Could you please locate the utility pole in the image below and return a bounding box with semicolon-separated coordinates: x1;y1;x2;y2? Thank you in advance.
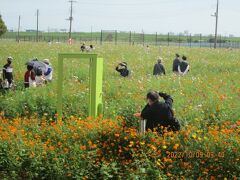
36;9;39;42
212;0;219;49
17;15;21;43
67;0;76;40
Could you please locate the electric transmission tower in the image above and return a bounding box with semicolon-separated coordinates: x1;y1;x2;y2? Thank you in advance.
67;0;77;39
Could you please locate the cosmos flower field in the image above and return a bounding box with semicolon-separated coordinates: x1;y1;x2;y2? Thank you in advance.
0;42;239;179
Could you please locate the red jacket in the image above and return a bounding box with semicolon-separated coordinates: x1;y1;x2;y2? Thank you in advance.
24;70;35;84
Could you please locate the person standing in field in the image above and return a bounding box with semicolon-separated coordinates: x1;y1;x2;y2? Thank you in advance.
172;53;181;73
134;91;180;133
178;56;190;76
2;57;14;89
115;62;130;77
153;58;166;76
43;59;53;82
24;65;36;88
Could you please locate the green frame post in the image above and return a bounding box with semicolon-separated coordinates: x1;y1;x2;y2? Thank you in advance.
57;53;103;121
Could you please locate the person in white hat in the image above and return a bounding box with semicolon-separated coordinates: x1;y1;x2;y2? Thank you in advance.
43;59;53;82
2;57;14;89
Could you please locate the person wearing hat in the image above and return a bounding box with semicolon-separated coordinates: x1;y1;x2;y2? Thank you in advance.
153;57;166;76
43;59;53;82
115;62;130;77
178;56;190;76
134;91;180;133
172;53;181;73
2;57;14;89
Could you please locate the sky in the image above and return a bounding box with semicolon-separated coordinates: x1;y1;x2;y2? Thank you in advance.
0;0;239;36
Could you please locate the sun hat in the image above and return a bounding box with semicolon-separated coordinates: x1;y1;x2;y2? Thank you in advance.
120;62;127;66
43;59;50;65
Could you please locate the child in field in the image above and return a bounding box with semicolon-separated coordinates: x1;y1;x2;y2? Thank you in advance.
153;58;166;76
2;57;14;89
24;65;36;88
178;56;190;76
115;62;130;77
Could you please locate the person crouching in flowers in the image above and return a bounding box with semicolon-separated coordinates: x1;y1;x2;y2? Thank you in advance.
134;91;180;133
115;62;130;77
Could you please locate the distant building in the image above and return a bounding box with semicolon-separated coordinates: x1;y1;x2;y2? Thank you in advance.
26;29;43;33
60;29;67;32
26;29;37;32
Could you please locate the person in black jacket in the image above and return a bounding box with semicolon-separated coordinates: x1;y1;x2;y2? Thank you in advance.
153;58;166;76
178;56;190;76
172;53;181;73
115;62;130;77
80;43;86;52
135;91;180;132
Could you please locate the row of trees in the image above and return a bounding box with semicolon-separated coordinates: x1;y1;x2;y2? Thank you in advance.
0;15;7;37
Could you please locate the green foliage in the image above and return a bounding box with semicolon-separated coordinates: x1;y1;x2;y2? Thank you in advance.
0;42;239;128
0;15;7;37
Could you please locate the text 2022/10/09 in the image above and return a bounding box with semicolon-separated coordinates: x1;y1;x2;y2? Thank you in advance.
167;151;225;159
